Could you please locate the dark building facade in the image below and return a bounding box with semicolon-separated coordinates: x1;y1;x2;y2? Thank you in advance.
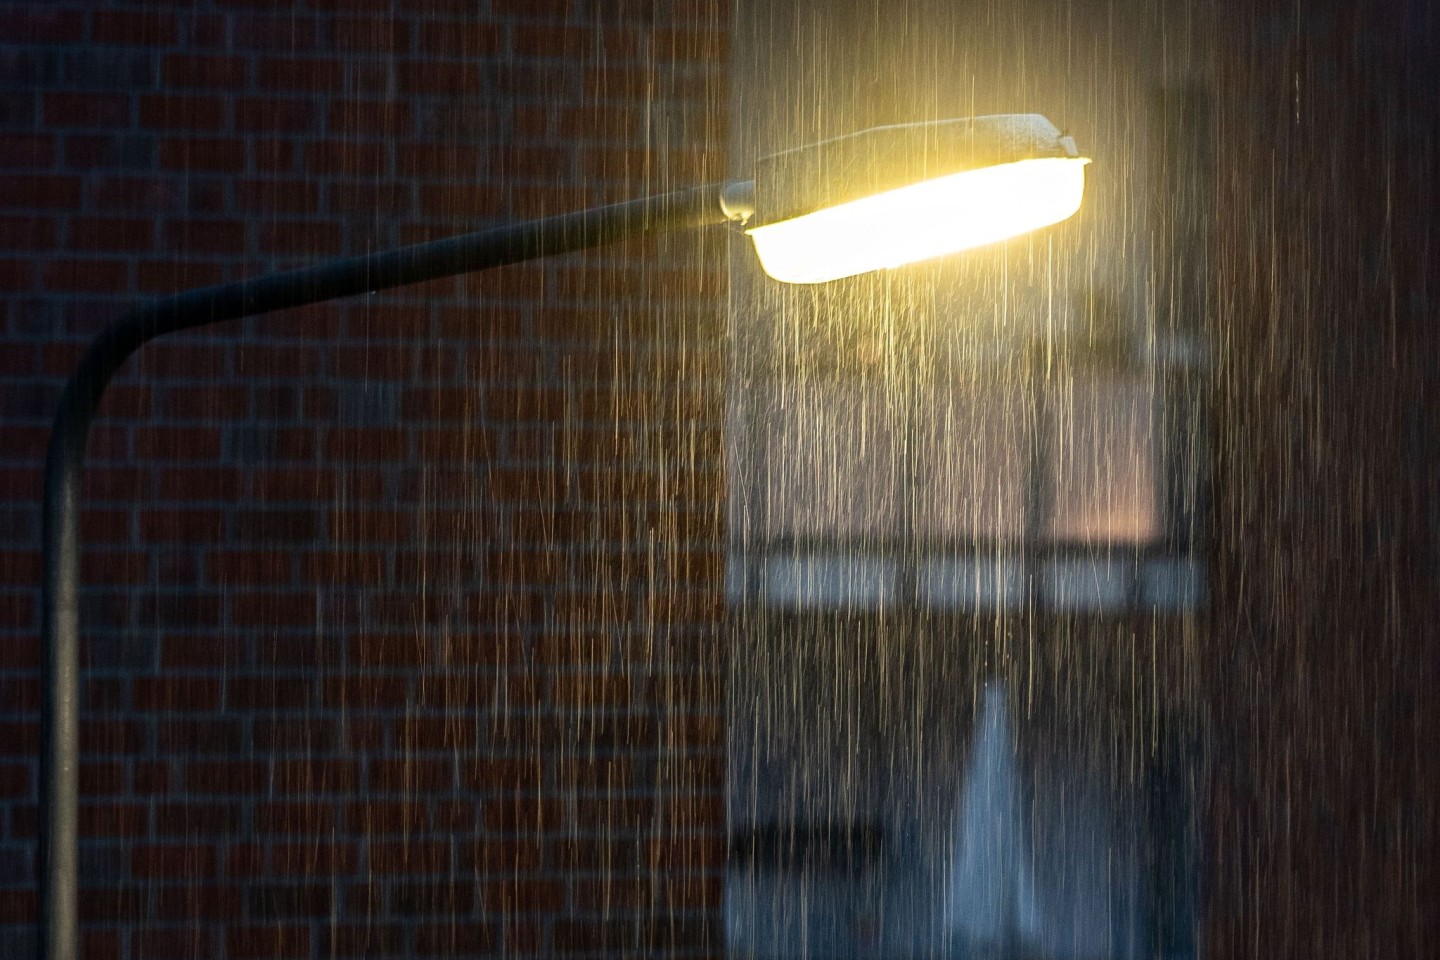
1;2;730;958
1;2;1437;960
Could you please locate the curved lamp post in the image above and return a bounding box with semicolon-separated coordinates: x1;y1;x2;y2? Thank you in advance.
36;113;1086;960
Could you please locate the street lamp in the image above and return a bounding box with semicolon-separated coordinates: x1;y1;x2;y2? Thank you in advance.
744;114;1087;283
35;113;1086;960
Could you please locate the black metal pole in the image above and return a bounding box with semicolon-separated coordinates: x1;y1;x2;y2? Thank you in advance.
38;183;736;960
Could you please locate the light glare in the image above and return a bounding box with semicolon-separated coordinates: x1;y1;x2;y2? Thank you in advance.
747;157;1088;284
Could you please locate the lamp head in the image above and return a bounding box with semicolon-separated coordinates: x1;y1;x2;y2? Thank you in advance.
742;114;1089;284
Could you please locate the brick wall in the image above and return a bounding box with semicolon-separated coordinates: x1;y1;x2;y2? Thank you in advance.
0;2;730;958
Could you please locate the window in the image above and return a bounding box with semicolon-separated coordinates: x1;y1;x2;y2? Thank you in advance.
727;86;1211;616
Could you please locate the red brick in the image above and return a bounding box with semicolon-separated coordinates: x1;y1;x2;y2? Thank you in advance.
398;386;478;420
0;215;56;248
152;884;243;920
481;796;566;833
163;54;249;88
0;721;36;754
0;8;85;43
253;802;335;836
225;843;266;878
512;24;600;59
344;800;423;834
68;218;155;253
134;676;223;711
79;549;147;586
370;758;453;792
42;258;130;293
84;719;147;759
573;795;657;830
233;97;317;133
256;220;343;256
350;633;427;668
235;429;316;463
257;633;328;673
257;56;345;91
227;674;315;710
415;20;503;56
308;0;396;8
413;923;498;954
0;550;39;582
235;178;321;214
0;5;734;948
92;10;179;46
79;508;130;543
327;100;412;137
80;803;148;838
208;550;292;585
459;758;540;794
164;218;246;255
233;343;321;377
157;713;246;753
0;763;28;798
249;305;345;341
368;841;450;875
418;183;506;219
322;675;410;709
491;0;578;17
230;15;320;51
646;832;724;871
140;94;227;131
0;593;35;635
573;876;650;911
484;879;567;914
253;717;335;753
397;143;484;177
552;920;634;955
132;844;218;879
155;465;243;499
325;427;410;461
246;882;333;918
301;141;389;176
156;632;234;671
137;341;229;378
273;759;360;794
390;716;474;753
327;180;413;215
0;133;56;167
232;508;320;542
250;467;362;501
1;174;81;209
134;426;223;460
396;59;481;94
132;760;171;794
0;888;36;923
137;258;227;293
87;174;178;212
0;257;34;291
330;18;410;53
558;755;637;790
132;929;218;960
44;92;132;127
654;25;730;61
160;137;247;172
269;843;357;876
186;761;268;795
227;926;311;960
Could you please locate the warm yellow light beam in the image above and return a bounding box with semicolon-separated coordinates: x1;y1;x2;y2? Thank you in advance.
746;156;1089;284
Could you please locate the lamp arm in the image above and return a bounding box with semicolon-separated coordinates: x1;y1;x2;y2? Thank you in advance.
37;181;741;960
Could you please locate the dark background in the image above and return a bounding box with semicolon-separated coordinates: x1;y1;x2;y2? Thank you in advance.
2;1;1437;959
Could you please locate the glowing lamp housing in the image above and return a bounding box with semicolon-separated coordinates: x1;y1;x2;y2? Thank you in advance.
745;114;1089;284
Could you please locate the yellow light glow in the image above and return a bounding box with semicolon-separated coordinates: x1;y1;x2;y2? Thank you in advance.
747;157;1089;284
